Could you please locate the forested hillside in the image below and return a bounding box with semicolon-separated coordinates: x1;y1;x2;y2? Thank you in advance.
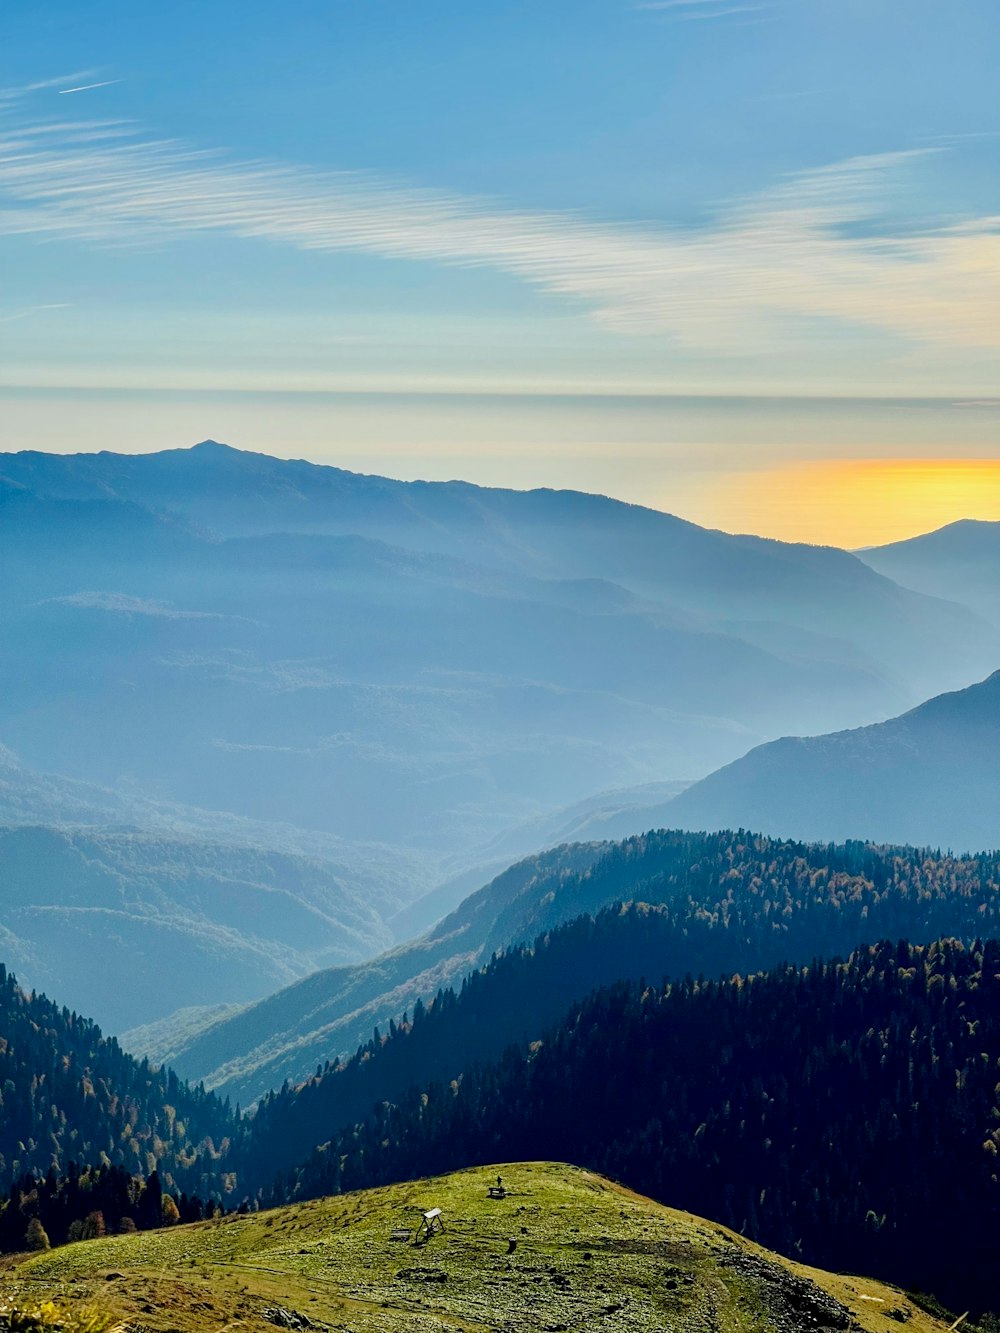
241;829;1000;1172
0;964;235;1195
0;1163;223;1255
164;841;607;1100
264;939;1000;1314
169;828;1000;1103
6;829;1000;1315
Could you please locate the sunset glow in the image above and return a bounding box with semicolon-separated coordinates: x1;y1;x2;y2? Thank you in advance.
702;458;1000;549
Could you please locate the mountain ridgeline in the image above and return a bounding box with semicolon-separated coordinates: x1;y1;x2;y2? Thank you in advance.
663;668;1000;851
165;828;1000;1104
859;518;1000;625
240;828;1000;1169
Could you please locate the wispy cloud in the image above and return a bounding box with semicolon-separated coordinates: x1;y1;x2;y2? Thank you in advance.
637;0;775;18
0;302;71;324
0;72;100;103
0;95;998;354
58;79;121;96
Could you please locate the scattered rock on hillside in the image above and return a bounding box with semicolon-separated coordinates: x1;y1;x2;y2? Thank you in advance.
722;1249;856;1331
261;1307;316;1330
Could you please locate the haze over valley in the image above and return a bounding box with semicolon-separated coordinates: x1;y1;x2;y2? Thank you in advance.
4;442;1000;1036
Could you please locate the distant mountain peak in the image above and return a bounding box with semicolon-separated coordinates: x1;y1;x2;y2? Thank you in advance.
190;438;239;455
664;666;1000;851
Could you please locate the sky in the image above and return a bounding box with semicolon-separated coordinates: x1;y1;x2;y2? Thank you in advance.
1;0;998;546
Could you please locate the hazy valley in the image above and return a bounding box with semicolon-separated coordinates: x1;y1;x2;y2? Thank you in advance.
4;443;999;1024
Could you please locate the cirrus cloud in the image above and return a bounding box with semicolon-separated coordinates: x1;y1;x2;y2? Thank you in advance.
0;96;998;354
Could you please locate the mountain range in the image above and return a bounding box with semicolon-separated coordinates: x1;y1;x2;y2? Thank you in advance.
0;823;417;1033
4;441;999;1033
0;745;433;1031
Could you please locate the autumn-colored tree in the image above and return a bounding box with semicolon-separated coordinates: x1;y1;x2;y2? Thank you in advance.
24;1217;50;1251
80;1211;105;1240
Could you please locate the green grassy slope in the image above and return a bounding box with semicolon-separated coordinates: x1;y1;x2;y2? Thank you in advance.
3;1163;953;1333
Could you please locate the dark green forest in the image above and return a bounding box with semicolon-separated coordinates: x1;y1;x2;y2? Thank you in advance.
0;964;235;1199
269;938;1000;1314
472;828;1000;957
246;830;1000;1173
0;1164;222;1254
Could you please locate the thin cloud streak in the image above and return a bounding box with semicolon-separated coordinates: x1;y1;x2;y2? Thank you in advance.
58;80;121;95
0;104;999;354
674;7;774;21
637;0;775;16
0;302;71;324
637;0;741;8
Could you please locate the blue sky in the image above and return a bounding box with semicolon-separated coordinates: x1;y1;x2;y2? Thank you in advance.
1;0;999;540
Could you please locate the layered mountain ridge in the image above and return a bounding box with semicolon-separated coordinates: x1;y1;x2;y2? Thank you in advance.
859;518;1000;624
3;440;998;1038
663;667;1000;849
154;827;1000;1105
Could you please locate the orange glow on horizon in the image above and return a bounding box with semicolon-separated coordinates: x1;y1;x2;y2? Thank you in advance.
698;458;1000;549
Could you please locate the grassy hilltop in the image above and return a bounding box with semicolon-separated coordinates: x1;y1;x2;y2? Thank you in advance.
2;1163;955;1333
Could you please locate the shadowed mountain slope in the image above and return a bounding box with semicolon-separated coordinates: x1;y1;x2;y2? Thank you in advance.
158;829;1000;1106
664;668;1000;850
137;840;607;1096
254;939;1000;1317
